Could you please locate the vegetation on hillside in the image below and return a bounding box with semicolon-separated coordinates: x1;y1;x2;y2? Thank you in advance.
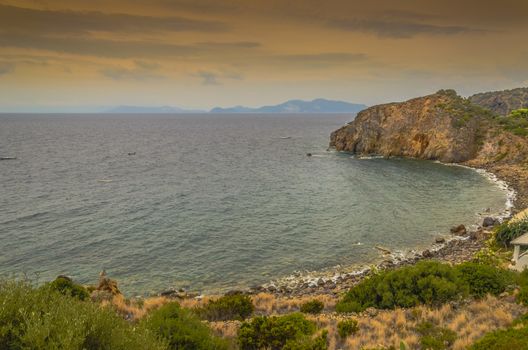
495;108;528;137
335;260;513;313
237;313;327;350
0;279;165;350
494;218;528;247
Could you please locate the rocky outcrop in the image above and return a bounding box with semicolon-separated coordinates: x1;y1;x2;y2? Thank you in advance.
330;88;528;209
330;90;485;163
469;87;528;116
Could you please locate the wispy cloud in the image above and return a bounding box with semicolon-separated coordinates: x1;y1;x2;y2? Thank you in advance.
100;60;163;80
0;62;15;76
0;32;260;59
194;71;221;85
193;69;244;85
273;52;368;66
0;4;228;35
327;18;474;38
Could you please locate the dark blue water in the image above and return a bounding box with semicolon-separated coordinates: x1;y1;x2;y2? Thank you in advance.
0;114;507;295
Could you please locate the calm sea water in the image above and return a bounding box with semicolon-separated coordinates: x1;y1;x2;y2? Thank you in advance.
0;114;508;295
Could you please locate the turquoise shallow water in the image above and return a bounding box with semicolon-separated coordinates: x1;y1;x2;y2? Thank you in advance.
0;114;508;295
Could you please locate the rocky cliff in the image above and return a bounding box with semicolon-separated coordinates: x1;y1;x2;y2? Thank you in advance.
469;87;528;116
330;88;528;209
330;90;487;163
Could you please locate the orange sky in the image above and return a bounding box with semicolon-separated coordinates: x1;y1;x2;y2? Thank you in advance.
0;0;527;111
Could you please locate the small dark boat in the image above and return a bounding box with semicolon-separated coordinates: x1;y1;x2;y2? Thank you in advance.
0;157;17;161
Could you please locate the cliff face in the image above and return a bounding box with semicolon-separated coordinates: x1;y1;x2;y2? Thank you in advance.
469;87;528;116
330;90;484;163
330;88;528;209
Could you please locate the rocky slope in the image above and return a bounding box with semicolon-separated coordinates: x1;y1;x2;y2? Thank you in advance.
469;87;528;116
330;89;528;209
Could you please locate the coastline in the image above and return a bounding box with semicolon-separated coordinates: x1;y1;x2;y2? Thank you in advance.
161;157;519;301
244;159;516;298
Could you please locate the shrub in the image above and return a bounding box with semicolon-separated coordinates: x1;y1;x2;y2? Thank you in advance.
336;261;467;312
516;270;528;305
300;300;324;314
494;219;528;247
469;323;528;350
195;293;254;321
47;276;90;301
455;262;514;298
0;279;164;350
238;313;325;350
415;322;456;350
141;302;228;350
337;319;359;338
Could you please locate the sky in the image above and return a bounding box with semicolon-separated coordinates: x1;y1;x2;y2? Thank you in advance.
0;0;527;112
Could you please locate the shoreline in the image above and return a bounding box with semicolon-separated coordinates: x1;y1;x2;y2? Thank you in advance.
162;157;519;300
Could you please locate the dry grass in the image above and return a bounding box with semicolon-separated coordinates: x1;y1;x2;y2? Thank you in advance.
105;294;170;320
100;291;525;349
209;295;526;350
251;293;337;315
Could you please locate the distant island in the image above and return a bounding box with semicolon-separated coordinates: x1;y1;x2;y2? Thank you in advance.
210;98;367;114
103;99;367;114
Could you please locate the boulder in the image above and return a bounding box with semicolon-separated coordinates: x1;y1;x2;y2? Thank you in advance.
450;224;467;236
435;237;446;244
482;217;498;227
422;249;434;258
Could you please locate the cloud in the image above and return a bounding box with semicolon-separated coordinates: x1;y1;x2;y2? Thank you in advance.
0;4;228;35
327;19;474;38
0;62;15;76
100;60;163;80
193;69;244;85
273;52;368;66
0;32;260;59
194;71;221;85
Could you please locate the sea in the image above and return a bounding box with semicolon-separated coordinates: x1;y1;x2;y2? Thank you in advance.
0;113;509;295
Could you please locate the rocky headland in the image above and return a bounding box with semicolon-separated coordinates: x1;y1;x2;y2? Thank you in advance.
255;87;528;298
330;88;528;209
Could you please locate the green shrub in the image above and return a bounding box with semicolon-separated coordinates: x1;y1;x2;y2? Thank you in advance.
336;261;467;312
282;330;328;350
238;313;326;350
415;322;456;350
141;302;228;350
195;293;254;321
516;270;528;305
469;323;528;350
494;219;528;247
455;262;513;298
0;279;164;350
337;319;359;338
300;300;324;314
47;276;90;301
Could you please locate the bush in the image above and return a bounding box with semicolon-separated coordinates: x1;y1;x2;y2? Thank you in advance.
195;293;254;321
47;276;90;301
455;262;514;298
300;300;324;314
469;323;528;350
416;322;456;350
141;302;228;350
238;313;327;350
516;270;528;305
337;319;359;338
0;279;164;350
494;219;528;247
336;261;467;312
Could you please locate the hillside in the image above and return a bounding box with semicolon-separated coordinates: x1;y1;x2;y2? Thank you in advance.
211;98;366;113
469;87;528;116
